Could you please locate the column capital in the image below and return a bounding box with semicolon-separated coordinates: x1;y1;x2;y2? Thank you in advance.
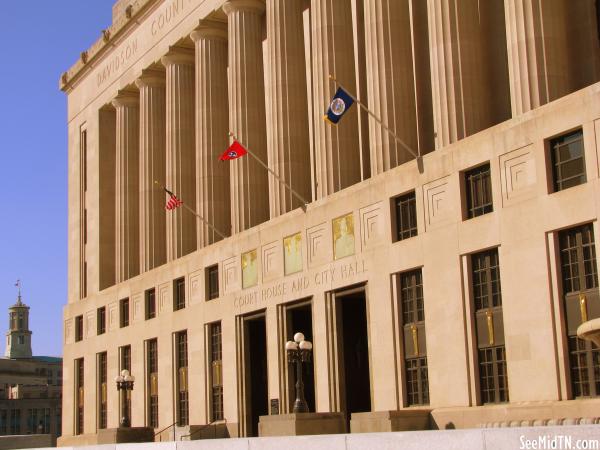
222;0;265;16
191;19;227;42
135;68;166;89
161;46;194;67
112;89;139;108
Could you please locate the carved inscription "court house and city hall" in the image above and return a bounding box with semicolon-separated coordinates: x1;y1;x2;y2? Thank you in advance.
233;259;368;310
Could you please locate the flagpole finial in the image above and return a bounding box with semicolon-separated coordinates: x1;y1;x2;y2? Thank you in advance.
14;279;22;305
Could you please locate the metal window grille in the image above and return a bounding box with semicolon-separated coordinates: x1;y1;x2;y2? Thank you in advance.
176;331;189;426
551;129;586;192
472;250;502;310
75;358;84;435
559;224;600;398
478;346;509;404
395;191;418;241
98;352;107;429
147;339;159;428
97;307;106;335
210;323;223;421
207;266;219;300
174;278;186;311
120;298;129;327
146;289;156;320
465;164;493;218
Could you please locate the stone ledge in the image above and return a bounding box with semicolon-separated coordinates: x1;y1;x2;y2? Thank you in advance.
350;409;432;433
259;412;346;437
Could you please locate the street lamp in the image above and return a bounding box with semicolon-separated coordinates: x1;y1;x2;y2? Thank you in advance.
286;332;313;413
115;369;135;427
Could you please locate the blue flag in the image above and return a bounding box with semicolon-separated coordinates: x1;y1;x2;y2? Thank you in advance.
324;87;355;124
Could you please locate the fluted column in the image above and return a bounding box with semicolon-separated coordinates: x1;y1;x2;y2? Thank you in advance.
223;0;269;233
161;48;196;260
427;0;510;149
265;0;311;216
135;69;166;272
364;0;418;174
191;21;231;247
311;0;361;198
112;90;140;283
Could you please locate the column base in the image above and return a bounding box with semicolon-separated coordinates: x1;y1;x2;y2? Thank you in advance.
259;412;346;437
178;423;231;440
350;410;432;433
97;426;155;444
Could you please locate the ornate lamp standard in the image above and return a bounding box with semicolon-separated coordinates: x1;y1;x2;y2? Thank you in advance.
115;369;135;427
285;332;313;413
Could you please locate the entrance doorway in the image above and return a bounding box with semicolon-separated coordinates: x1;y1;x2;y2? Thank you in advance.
242;314;268;437
330;287;371;424
284;302;315;412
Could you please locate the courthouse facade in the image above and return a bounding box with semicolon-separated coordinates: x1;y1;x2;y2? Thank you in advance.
61;0;600;444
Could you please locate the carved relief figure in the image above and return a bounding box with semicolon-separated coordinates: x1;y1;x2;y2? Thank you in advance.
333;213;355;260
284;232;303;275
242;249;258;288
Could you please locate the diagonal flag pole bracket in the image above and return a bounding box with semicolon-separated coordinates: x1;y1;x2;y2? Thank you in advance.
328;74;424;174
228;132;309;213
154;181;229;240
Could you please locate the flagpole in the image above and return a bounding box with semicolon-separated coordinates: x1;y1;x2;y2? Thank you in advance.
153;181;229;240
228;132;309;212
328;74;424;172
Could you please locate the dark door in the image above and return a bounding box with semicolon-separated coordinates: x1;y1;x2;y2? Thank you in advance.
244;316;268;436
286;303;315;412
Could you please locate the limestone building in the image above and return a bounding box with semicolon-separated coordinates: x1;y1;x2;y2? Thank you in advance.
60;0;600;445
0;292;62;443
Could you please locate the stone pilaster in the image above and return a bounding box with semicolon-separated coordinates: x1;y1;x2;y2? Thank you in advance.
223;0;269;233
310;0;361;198
265;0;311;216
427;0;510;149
112;90;140;283
135;69;166;272
364;0;418;174
161;47;196;260
191;21;231;247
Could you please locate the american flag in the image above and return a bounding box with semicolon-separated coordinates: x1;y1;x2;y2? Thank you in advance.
164;188;183;210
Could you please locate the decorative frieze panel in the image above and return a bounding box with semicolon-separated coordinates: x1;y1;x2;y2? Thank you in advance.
499;144;536;206
262;241;282;282
131;292;143;323
223;255;240;294
158;282;170;314
360;202;384;251
108;301;118;331
64;318;73;345
307;223;330;268
84;311;95;338
189;269;203;304
423;175;455;230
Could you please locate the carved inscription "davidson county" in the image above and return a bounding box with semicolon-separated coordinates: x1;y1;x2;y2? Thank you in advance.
96;39;138;87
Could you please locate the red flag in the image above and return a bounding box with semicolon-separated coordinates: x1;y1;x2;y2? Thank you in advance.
220;141;248;161
164;188;183;210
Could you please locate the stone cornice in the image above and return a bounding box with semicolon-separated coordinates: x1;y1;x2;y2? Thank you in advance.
59;0;161;93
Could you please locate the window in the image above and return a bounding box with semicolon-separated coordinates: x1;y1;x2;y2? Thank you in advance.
75;358;84;435
209;322;223;421
98;352;107;429
97;307;106;335
394;191;418;241
471;249;509;404
146;339;158;428
75;315;83;342
174;278;185;311
465;163;493;219
145;288;156;320
119;346;131;424
120;298;129;328
550;129;586;192
206;265;219;301
175;331;189;426
27;408;50;434
399;269;429;406
0;410;6;435
80;128;88;300
558;223;600;397
10;409;20;434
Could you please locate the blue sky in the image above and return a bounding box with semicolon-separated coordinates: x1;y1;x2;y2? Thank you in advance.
0;2;114;356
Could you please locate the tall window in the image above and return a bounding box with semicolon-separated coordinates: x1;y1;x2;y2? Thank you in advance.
550;129;586;192
174;278;185;311
145;288;156;320
97;352;107;429
175;331;189;426
209;322;224;421
10;409;20;434
0;410;6;435
120;298;129;328
399;269;429;406
119;345;131;425
146;339;158;428
80;128;88;299
27;408;50;434
206;265;219;301
97;307;106;335
394;191;418;241
471;249;509;404
75;358;84;435
465;163;493;219
75;315;83;342
559;223;600;397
